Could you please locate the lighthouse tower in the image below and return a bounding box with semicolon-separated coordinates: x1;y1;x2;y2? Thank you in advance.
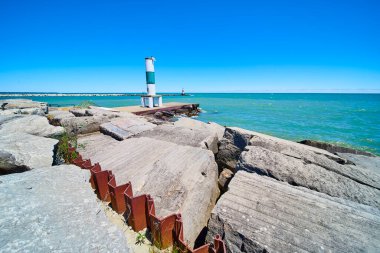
141;57;163;108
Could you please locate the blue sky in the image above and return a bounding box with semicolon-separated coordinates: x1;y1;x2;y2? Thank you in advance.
0;0;379;93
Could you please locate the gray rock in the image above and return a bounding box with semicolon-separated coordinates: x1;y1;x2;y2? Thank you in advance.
245;130;380;191
338;153;380;175
60;116;110;135
154;111;164;118
0;99;48;113
0;107;45;116
79;135;219;245
0;165;131;252
162;110;175;117
69;108;87;117
238;145;380;208
207;171;380;253
100;116;156;140
138;124;219;153
68;107;120;118
145;116;167;125
47;110;75;125
174;117;225;140
0;115;65;138
248;129;346;162
216;127;254;171
86;107;120;118
218;168;233;192
0;132;58;174
77;132;120;158
300;139;376;157
0;115;23;125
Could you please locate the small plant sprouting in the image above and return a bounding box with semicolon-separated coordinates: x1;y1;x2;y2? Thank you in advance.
57;132;78;163
78;143;86;150
136;232;146;245
172;244;181;253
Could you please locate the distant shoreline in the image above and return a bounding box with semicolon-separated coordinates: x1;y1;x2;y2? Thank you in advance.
0;93;190;97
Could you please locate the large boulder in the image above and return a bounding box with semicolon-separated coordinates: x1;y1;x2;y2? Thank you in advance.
338;153;380;175
299;139;375;157
238;145;380;208
47;110;75;125
0;132;58;174
78;135;219;245
60;116;110;135
0;107;45;116
100;116;156;140
138;124;219;153
207;171;380;253
244;127;344;163
0;115;23;125
86;106;120;118
77;132;120;158
234;128;380;208
174;117;225;140
0;165;131;252
69;108;87;117
0;99;48;113
218;168;233;192
216;127;254;171
0;115;65;138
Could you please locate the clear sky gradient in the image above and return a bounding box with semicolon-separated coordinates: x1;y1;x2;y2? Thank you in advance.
1;0;379;93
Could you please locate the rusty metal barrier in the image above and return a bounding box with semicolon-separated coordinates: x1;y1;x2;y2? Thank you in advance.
70;149;226;253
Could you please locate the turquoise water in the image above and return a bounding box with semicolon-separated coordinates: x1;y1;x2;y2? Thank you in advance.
2;93;380;154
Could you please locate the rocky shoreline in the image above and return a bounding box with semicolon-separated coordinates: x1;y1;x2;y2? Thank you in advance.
1;99;379;253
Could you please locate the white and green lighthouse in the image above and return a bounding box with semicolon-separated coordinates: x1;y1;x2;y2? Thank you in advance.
141;56;162;108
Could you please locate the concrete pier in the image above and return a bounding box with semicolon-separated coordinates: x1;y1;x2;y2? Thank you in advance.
115;102;199;115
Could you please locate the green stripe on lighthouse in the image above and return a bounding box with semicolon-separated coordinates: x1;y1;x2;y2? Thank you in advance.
146;72;155;84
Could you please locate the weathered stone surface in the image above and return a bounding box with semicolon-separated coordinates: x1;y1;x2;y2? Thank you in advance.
47;110;75;125
238;145;380;208
0;99;48;113
248;129;345;162
86;107;120;118
338;153;380;175
0;132;58;174
0;165;131;252
218;168;233;192
0;115;65;138
69;108;87;117
216;127;254;171
100;116;156;140
138;124;219;153
244;129;380;191
0;115;23;125
162;110;175;117
79;136;219;245
67;107;120;118
145;115;167;125
207;171;380;253
60;115;110;134
77;132;120;158
300;139;375;157
0;107;45;116
174;117;225;140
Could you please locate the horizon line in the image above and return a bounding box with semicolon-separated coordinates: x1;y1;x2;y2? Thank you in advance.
1;91;380;95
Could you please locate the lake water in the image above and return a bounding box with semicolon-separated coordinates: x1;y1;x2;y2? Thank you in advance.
2;93;379;154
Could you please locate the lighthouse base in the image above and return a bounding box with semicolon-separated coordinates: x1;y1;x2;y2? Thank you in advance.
140;95;163;108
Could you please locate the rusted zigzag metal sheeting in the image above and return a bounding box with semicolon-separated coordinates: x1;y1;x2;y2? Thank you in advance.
70;149;226;253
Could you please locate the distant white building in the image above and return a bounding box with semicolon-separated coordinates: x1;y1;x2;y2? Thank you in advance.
141;57;162;108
